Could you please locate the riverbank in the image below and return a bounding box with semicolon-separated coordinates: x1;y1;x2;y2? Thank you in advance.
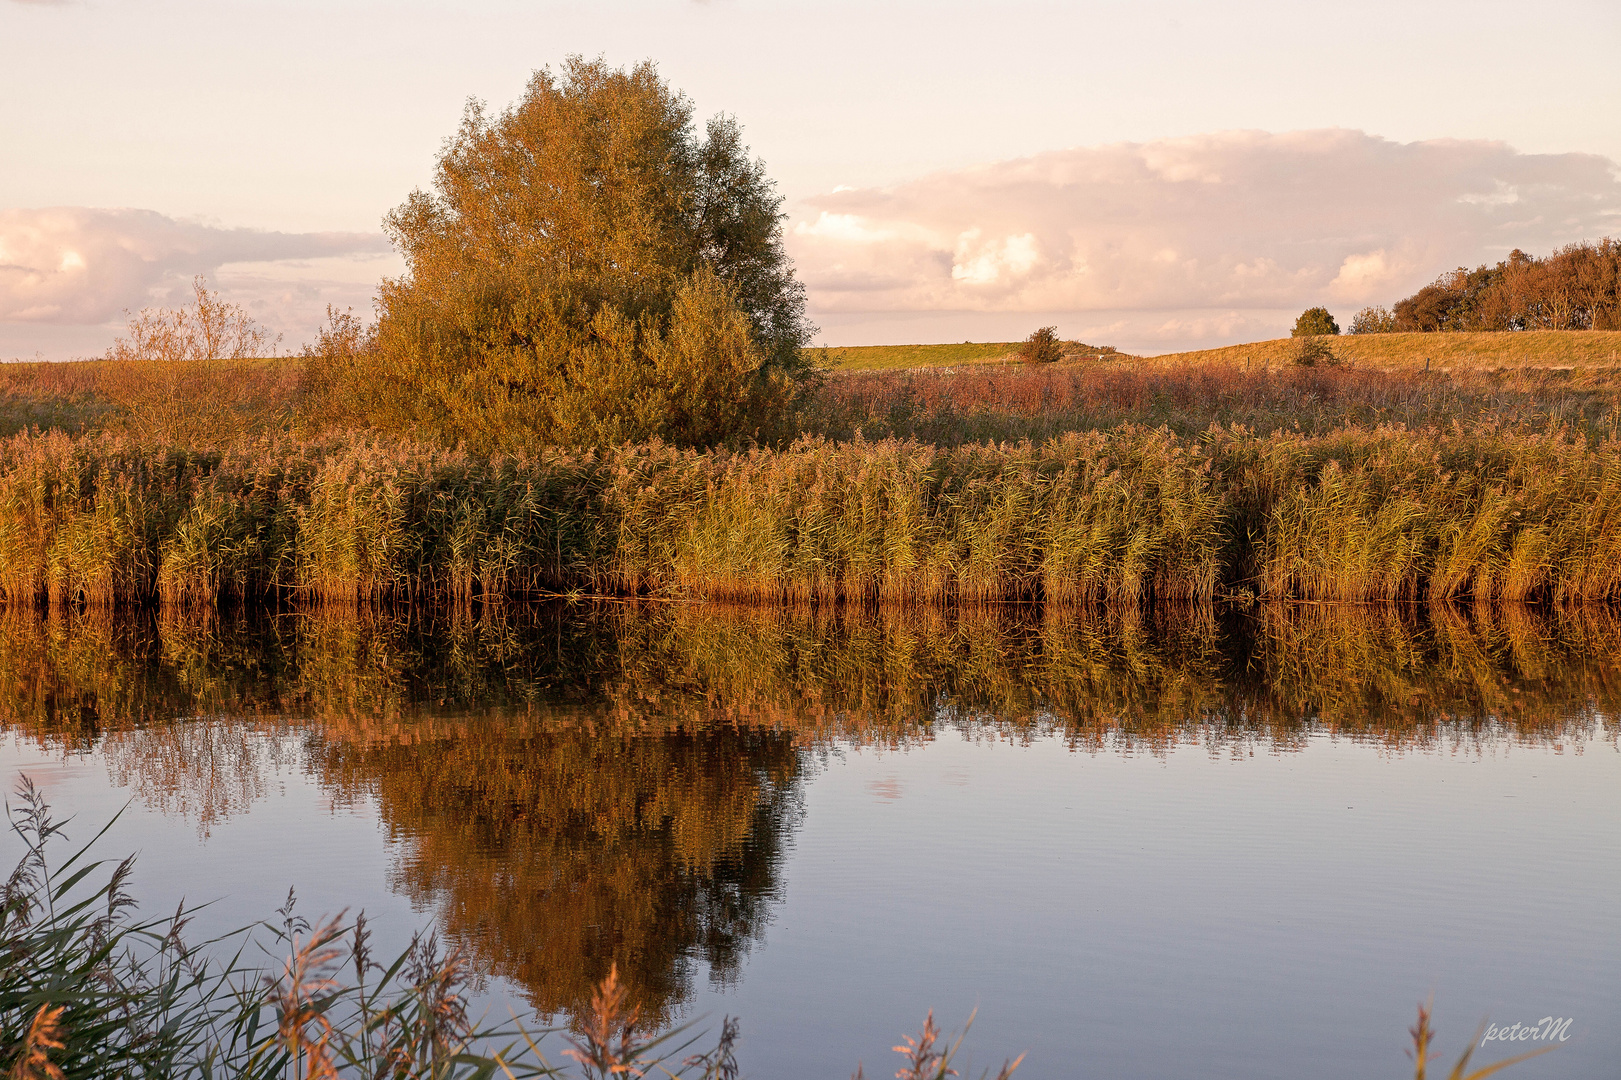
5;424;1621;606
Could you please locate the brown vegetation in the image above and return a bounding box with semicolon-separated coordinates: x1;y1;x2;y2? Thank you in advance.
1148;329;1621;370
812;359;1573;444
1391;238;1621;332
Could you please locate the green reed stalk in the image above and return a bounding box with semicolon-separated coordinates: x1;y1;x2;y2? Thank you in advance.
5;425;1621;606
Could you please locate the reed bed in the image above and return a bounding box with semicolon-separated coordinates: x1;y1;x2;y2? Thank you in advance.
6;424;1621;605
809;360;1621;444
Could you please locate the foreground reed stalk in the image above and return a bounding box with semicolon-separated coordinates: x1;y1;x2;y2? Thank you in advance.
4;424;1621;607
0;783;1023;1079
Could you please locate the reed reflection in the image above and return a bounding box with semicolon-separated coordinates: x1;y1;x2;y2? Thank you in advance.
1;602;1617;1020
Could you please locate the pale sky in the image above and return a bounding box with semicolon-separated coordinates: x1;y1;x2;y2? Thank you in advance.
3;0;1619;358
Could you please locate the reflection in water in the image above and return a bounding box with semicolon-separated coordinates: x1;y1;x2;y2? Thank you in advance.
314;719;802;1023
1;602;1618;1021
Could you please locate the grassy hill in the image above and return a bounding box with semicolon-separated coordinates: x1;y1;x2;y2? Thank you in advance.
817;341;1021;371
815;331;1621;374
1148;330;1621;371
818;340;1136;371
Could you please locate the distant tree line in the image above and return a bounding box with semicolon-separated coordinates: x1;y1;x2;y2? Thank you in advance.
1349;239;1621;334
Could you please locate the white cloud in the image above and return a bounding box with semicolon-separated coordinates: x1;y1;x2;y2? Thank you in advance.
0;207;393;354
789;129;1621;351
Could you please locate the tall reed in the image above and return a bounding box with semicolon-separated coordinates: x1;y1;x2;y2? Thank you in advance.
6;424;1621;606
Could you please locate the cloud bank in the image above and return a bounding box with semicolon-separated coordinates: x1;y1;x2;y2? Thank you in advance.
0;207;390;326
789;129;1621;351
8;131;1618;358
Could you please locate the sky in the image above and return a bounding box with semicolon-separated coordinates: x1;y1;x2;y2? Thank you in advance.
2;0;1620;359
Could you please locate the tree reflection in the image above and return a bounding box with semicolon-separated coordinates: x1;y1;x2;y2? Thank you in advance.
310;717;802;1022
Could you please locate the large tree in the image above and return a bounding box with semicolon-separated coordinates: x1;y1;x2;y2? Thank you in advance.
364;57;815;451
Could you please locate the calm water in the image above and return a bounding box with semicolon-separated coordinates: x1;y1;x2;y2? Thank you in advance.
1;604;1616;1079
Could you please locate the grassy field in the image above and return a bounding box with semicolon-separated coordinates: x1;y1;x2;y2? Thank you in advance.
819;340;1133;371
810;361;1621;445
1149;329;1621;370
819;341;1021;370
9;331;1618;443
817;331;1621;374
0;355;298;440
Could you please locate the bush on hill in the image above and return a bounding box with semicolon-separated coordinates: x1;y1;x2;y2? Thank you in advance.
1348;305;1397;334
1292;307;1340;337
1019;326;1064;364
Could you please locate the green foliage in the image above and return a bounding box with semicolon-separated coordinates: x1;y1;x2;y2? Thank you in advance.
357;56;814;452
819;342;1021;371
1292;335;1339;367
1018;326;1063;365
1;786;210;1080
1349;305;1397;334
1291;307;1340;337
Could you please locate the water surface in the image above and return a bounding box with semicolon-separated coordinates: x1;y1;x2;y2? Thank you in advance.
1;604;1616;1078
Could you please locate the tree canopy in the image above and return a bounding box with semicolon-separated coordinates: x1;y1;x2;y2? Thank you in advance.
1391;239;1621;332
357;57;815;452
1291;307;1340;337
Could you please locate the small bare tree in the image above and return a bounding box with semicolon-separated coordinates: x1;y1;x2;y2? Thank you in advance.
99;278;291;444
106;277;280;363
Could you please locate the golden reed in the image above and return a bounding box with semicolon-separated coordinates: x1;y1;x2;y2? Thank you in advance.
3;424;1621;606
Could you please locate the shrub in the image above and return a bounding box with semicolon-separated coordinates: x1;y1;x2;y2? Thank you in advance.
105;277;279;364
357;57;816;453
1018;326;1063;365
1348;305;1397;334
297;305;376;433
1291;307;1340;337
1292;335;1340;367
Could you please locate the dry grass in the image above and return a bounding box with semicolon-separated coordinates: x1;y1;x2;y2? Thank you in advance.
1151;329;1621;371
0;357;299;443
808;359;1621;444
6;331;1620;445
